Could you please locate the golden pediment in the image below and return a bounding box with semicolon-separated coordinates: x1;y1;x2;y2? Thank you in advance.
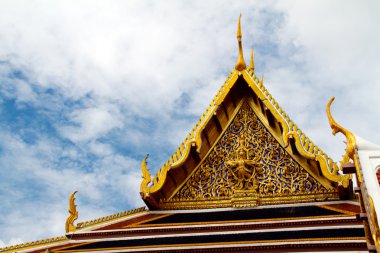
162;100;338;209
140;16;349;210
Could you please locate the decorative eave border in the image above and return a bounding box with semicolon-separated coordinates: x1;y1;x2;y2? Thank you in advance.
0;235;68;253
161;191;340;210
140;68;350;197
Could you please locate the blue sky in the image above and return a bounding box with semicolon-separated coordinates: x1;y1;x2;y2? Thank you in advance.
1;0;380;247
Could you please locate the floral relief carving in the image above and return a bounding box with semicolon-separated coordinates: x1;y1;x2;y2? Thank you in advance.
172;102;328;201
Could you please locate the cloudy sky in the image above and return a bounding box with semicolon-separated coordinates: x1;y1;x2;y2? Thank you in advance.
1;0;379;247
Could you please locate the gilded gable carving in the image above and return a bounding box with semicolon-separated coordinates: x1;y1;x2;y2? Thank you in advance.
169;101;331;205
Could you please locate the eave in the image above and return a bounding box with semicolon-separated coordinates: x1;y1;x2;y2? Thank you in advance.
1;201;365;253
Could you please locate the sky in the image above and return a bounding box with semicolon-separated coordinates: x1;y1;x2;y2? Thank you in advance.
0;0;380;247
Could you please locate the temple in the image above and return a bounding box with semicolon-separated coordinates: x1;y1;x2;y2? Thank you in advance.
2;16;380;253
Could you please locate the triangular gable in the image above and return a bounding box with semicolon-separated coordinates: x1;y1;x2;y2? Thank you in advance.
140;69;349;209
139;17;350;209
164;100;337;209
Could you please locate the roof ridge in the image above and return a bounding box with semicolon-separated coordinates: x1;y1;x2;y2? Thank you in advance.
143;70;238;192
76;206;146;230
245;68;322;155
0;235;66;252
244;69;349;187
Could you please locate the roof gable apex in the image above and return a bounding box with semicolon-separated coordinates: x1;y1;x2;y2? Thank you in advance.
140;67;350;209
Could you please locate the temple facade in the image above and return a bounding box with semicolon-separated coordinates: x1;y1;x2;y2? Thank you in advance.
1;16;379;253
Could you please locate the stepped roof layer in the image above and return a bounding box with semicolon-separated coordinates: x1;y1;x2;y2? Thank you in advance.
0;201;366;253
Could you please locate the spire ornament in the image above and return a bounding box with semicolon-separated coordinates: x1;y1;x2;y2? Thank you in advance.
65;191;78;233
248;48;255;71
235;15;247;71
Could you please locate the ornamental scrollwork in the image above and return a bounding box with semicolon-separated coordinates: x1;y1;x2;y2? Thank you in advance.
171;102;328;201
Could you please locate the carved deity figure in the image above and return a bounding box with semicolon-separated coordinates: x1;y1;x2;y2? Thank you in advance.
226;136;263;191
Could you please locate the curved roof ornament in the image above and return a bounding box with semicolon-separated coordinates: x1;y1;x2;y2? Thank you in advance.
140;154;151;194
235;15;247;71
326;97;357;165
65;191;78;233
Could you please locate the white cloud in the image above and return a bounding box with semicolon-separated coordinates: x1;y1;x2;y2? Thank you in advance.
0;129;142;243
265;0;380;160
60;104;123;142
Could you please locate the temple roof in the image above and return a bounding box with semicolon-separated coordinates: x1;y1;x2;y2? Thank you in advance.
2;16;372;253
140;17;350;210
0;201;366;253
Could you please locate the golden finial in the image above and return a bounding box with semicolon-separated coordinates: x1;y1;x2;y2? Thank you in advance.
235;15;246;71
65;191;78;233
326;97;357;164
248;48;255;71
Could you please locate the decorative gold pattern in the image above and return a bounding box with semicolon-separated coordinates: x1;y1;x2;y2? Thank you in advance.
65;191;78;233
225;134;263;191
170;102;330;204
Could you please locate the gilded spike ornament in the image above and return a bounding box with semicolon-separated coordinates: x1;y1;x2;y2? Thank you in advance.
65;191;78;233
235;15;246;71
326;97;357;166
248;48;255;71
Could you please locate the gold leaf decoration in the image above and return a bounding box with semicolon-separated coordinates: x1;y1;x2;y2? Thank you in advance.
171;102;329;202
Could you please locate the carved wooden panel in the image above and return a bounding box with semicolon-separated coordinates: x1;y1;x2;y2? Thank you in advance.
171;101;328;201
